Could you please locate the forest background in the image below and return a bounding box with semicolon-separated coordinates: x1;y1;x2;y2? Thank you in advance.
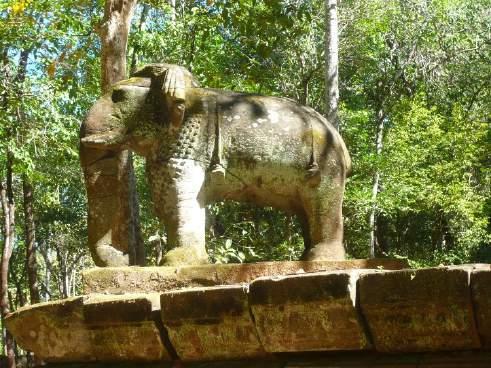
0;0;490;359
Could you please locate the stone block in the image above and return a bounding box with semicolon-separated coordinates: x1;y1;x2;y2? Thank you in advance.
82;266;179;294
359;267;480;352
249;271;371;352
5;294;169;362
83;259;408;294
161;285;265;361
471;267;491;348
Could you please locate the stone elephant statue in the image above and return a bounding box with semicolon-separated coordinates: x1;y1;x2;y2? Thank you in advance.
81;64;351;266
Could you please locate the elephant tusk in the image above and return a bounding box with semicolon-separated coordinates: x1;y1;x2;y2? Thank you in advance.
81;132;125;148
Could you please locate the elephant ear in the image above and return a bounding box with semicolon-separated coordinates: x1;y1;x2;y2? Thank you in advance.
132;64;200;127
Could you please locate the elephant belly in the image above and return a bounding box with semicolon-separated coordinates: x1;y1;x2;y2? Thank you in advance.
147;158;307;219
205;163;307;214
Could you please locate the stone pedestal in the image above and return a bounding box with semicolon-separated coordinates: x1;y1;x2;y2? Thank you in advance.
82;258;408;294
471;268;491;348
359;268;481;352
161;285;265;361
5;260;491;365
249;271;371;352
6;295;169;363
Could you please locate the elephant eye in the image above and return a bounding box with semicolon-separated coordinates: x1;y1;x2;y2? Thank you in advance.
112;88;127;103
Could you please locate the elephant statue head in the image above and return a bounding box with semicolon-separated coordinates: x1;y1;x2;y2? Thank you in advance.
80;64;199;267
81;63;351;266
82;64;200;154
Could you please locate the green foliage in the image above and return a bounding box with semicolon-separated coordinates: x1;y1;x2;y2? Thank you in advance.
206;202;304;264
0;0;99;313
379;98;489;264
339;0;490;265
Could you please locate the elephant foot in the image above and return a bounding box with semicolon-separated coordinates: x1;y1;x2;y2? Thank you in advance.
162;246;209;266
95;245;130;267
301;242;346;261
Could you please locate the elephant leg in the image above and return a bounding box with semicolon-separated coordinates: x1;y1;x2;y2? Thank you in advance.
300;183;346;261
83;147;130;267
160;159;208;266
297;212;312;251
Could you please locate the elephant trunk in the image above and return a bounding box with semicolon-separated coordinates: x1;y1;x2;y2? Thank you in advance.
80;98;144;267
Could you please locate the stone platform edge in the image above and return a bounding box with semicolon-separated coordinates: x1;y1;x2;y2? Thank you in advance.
5;262;491;364
81;258;409;294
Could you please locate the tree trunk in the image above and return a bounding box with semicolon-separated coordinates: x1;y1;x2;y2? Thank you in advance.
81;0;144;266
10;268;26;307
23;178;40;305
324;0;340;131
100;0;138;93
129;4;149;75
368;108;385;258
101;0;144;266
70;269;77;297
0;47;29;368
169;0;176;21
1;153;17;368
39;243;52;302
53;241;69;299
